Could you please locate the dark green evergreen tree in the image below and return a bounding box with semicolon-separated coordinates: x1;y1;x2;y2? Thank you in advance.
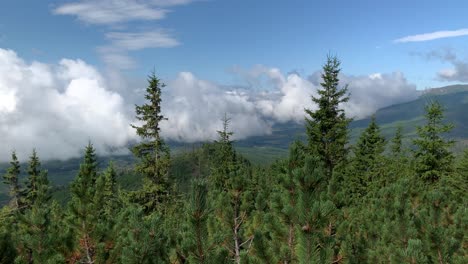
390;126;404;156
0;207;17;263
24;149;41;208
131;71;171;212
294;155;337;263
353;115;385;174
3;151;23;210
268;141;306;264
16;151;64;263
180;179;216;263
413;101;454;184
110;205;169;263
68;143;100;263
305;55;351;178
349;115;386;198
208;117;254;264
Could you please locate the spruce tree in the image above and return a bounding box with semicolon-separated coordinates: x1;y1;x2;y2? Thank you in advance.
305;55;351;178
68;143;100;263
390;126;404;156
24;149;43;208
353;115;385;174
413;101;454;184
350;115;386;197
131;71;171;212
3;151;23;210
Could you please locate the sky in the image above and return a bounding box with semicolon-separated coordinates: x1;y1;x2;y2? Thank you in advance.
1;0;468;161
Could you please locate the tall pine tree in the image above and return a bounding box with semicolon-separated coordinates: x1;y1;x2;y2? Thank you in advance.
131;71;171;212
305;55;351;178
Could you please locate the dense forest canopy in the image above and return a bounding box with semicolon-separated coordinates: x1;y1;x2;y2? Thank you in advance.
0;56;466;263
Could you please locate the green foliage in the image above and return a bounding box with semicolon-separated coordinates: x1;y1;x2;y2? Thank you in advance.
180;179;217;263
294;155;337;263
3;151;23;209
305;55;351;178
348;115;386;199
111;205;169;263
390;126;404;156
413;101;455;183
131;71;171;212
1;60;466;263
207;117;255;263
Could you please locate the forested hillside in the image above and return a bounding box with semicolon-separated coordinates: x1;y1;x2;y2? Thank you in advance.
0;57;466;263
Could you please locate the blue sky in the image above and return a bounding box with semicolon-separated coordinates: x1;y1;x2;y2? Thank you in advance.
2;0;468;161
2;0;468;88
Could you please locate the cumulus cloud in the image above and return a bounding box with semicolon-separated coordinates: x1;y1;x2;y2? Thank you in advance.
231;66;417;122
340;72;418;118
160;72;272;142
394;28;468;43
0;48;134;162
157;66;418;144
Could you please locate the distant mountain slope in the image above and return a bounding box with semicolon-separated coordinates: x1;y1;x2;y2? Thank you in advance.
239;84;468;150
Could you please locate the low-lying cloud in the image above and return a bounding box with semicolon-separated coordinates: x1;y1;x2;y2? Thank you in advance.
0;49;418;161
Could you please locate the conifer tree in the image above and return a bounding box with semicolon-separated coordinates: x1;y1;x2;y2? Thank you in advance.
181;179;215;263
111;205;169;263
268;141;306;263
0;207;17;262
294;155;337;263
413;101;454;183
96;162;119;218
305;55;351;178
208;117;254;264
23;149;47;208
68;143;100;263
350;115;386;197
131;71;171;212
3;151;23;210
91;162;121;262
390;126;404;156
353;115;385;174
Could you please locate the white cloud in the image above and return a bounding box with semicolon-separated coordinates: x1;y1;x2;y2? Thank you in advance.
53;0;194;25
394;28;468;43
0;49;135;162
340;72;418;119
160;72;273;142
0;48;419;161
54;0;191;70
106;30;180;50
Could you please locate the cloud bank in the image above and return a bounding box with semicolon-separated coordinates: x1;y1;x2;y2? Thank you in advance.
0;49;134;162
394;28;468;43
0;49;418;161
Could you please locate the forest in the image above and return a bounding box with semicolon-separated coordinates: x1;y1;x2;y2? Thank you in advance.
0;56;466;263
